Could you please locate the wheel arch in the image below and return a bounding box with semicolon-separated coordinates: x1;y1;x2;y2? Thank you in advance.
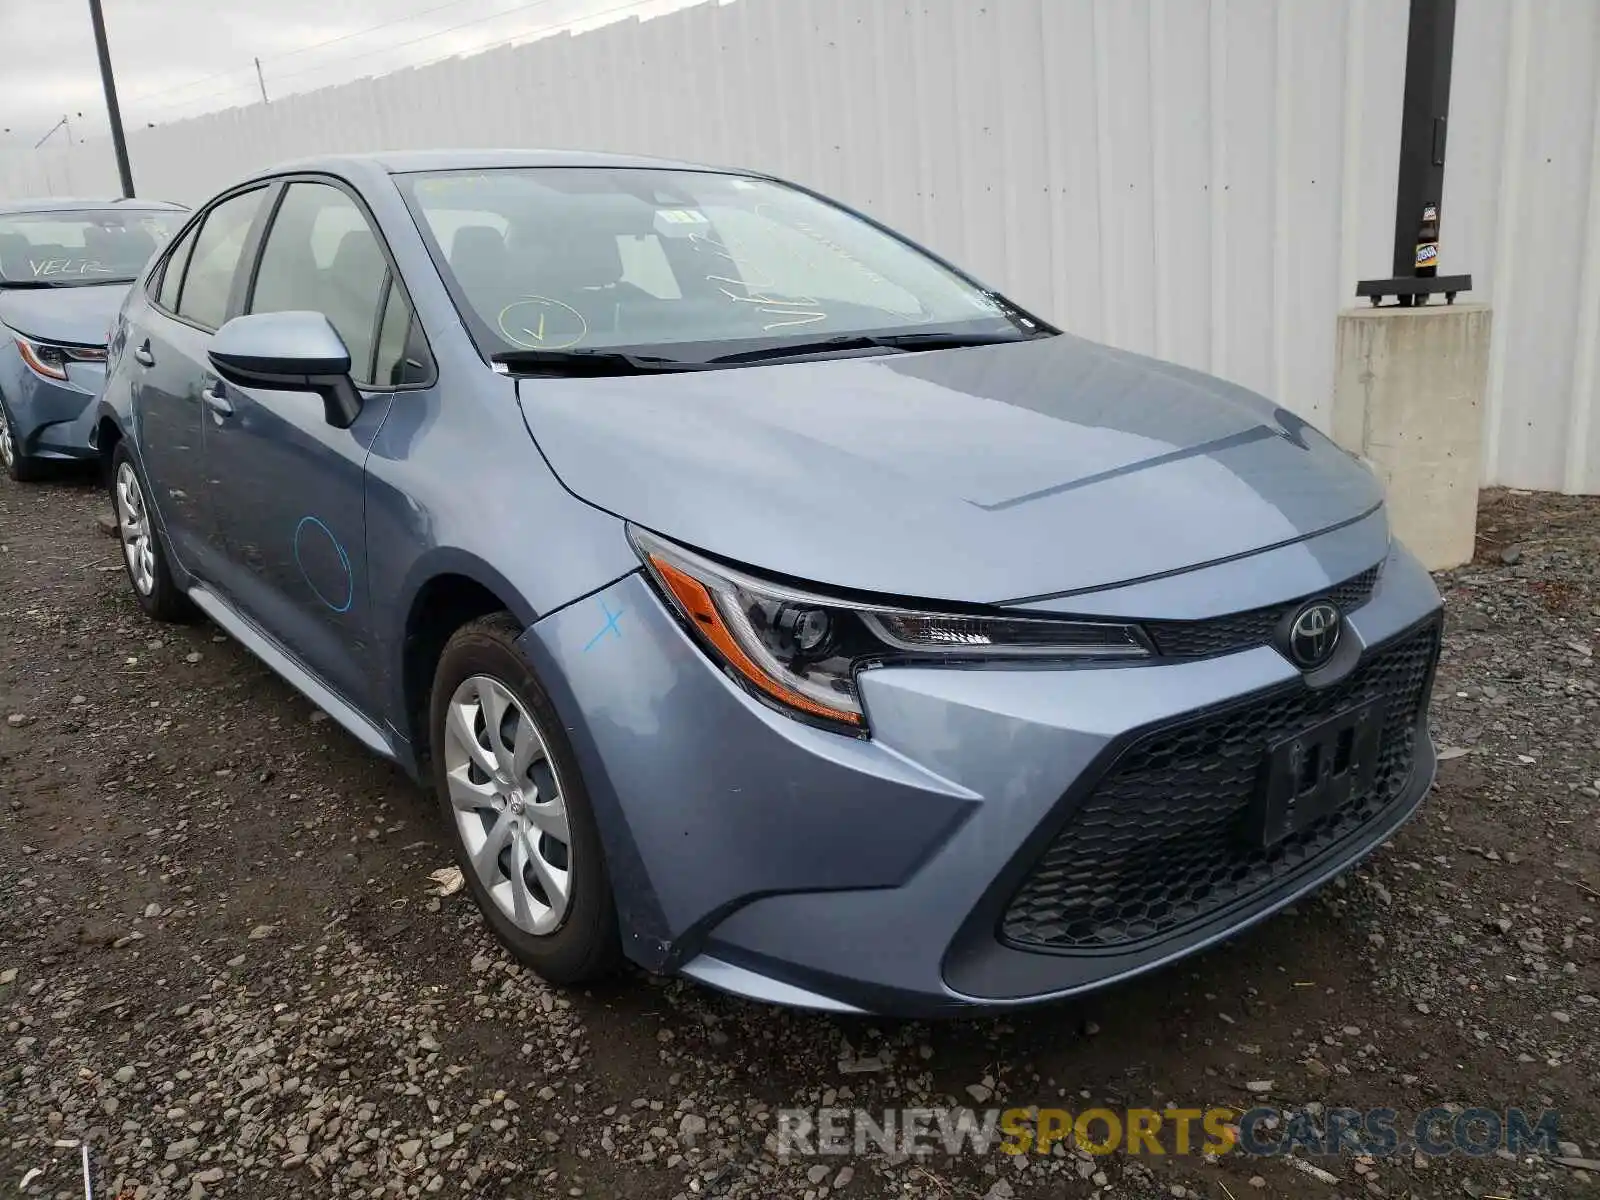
390;550;540;771
90;403;127;472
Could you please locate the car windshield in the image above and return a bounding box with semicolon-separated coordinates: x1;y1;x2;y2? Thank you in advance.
0;208;184;287
397;167;1042;362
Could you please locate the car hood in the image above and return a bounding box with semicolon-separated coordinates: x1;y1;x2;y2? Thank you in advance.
516;333;1384;605
0;282;127;346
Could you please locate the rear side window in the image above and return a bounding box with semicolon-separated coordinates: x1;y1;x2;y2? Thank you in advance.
176;188;267;330
249;182;389;386
155;223;198;311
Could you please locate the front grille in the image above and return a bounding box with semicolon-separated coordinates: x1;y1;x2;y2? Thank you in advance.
1145;565;1382;660
1000;617;1440;952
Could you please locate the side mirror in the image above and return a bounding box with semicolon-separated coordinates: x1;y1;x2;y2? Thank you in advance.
208;311;363;429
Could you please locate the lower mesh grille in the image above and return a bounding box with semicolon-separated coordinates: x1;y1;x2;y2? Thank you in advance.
1000;618;1440;952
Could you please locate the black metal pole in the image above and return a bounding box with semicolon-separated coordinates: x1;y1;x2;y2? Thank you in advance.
88;0;135;198
1392;0;1456;284
1356;0;1470;306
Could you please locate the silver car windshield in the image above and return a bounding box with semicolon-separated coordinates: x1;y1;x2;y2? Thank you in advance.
0;209;184;286
399;168;1030;359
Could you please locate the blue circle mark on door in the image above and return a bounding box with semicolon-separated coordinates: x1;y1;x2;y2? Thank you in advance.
293;516;353;613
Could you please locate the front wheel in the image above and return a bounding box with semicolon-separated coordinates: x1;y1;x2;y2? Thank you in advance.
0;395;44;482
430;613;622;985
110;442;194;622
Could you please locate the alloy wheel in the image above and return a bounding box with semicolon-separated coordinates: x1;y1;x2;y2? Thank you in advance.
115;461;156;596
443;675;573;935
0;404;14;468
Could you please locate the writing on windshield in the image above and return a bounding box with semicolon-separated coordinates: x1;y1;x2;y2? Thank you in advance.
689;226;830;332
26;258;116;278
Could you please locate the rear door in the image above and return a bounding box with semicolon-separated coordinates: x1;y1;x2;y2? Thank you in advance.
129;185;270;575
201;177;429;712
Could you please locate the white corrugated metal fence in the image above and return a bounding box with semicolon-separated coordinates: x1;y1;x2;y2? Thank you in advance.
1;0;1595;492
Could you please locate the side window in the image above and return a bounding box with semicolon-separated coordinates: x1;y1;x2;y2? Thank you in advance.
176;188;267;330
372;279;425;386
155;223;198;311
249;182;388;386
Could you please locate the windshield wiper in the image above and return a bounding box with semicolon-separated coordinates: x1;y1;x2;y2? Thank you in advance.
704;329;1042;365
0;277;132;289
491;348;704;377
493;328;1052;375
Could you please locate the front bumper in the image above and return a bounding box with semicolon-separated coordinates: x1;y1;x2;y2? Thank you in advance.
0;348;105;460
519;538;1442;1016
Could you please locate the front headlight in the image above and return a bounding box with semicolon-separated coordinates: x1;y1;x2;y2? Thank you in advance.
15;336;107;381
631;528;1151;734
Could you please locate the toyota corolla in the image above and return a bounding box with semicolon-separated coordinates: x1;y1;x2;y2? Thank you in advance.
0;198;186;480
96;151;1442;1015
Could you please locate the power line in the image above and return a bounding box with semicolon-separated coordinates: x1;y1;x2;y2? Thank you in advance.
122;0;504;107
273;0;669;89
132;0;550;118
255;0;560;89
122;62;256;108
393;0;667;73
135;79;262;120
128;0;669;124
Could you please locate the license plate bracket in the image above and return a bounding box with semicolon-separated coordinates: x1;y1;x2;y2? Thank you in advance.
1248;699;1386;848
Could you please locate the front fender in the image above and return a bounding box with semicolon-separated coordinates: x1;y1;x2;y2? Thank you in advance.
362;369;642;759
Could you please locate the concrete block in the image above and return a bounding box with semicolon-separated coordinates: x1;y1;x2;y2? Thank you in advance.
1332;303;1491;571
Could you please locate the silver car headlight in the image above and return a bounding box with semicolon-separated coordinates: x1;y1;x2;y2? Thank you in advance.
630;527;1150;733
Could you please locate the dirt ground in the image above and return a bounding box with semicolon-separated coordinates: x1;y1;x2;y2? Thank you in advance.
2;470;1597;1200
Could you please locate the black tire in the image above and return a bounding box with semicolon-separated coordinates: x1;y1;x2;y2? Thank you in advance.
0;393;45;482
109;441;196;622
429;612;622;985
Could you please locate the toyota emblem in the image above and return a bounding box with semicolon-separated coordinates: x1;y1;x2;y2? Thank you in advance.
1284;600;1342;669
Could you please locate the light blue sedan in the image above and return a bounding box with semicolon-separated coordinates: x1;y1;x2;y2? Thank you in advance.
96;151;1442;1014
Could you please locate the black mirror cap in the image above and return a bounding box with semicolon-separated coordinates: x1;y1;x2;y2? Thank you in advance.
209;346;351;381
209;310;352;380
206;360;363;430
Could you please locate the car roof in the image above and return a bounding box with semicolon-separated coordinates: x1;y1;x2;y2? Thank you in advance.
0;196;188;216
260;147;751;180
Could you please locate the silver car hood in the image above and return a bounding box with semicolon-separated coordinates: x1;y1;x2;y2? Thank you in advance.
516;333;1384;604
0;282;126;346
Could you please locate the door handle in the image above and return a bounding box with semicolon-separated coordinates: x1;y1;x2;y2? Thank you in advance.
133;340;155;367
201;381;234;418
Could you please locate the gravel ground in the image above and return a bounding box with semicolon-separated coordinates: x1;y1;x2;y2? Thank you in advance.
2;471;1597;1200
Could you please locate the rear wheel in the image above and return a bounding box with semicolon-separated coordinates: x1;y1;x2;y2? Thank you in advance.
110;442;194;622
430;613;622;984
0;395;44;482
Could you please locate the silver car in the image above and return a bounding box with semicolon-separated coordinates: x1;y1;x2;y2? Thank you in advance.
96;151;1442;1014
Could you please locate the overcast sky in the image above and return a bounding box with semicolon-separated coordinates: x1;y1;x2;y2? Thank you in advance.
0;0;701;147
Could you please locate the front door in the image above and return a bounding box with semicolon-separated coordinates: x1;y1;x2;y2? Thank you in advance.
201;179;414;713
131;186;269;575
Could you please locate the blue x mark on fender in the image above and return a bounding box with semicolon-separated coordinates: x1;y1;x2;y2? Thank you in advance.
582;600;625;652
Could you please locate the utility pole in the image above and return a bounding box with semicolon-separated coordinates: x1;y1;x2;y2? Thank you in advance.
88;0;135;198
255;57;270;104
